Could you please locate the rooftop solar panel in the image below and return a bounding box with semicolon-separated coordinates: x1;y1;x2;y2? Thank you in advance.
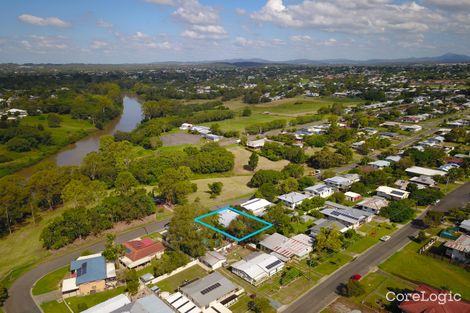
200;282;221;295
266;259;282;270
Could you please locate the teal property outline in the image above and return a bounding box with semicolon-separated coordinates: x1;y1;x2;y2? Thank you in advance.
194;207;273;242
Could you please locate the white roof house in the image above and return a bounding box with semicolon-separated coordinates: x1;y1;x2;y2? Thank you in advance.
259;233;313;261
199;251;227;270
344;191;362;202
385;155;402;163
324;174;360;190
278;192;310;209
231;252;284;286
405;166;446;177
218;210;239;227
180;123;193;130
304;184;334;198
376;186;410;200
368;160;391;169
247;138;267;149
240;198;273;216
460;220;470;232
309;219;349;238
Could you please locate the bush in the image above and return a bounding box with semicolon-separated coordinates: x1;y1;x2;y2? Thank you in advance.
280;267;302;285
6;137;34;152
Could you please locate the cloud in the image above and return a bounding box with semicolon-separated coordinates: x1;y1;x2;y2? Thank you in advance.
144;0;174;4
425;0;470;10
96;19;113;29
235;8;247;15
18;14;70;27
91;40;109;49
21;35;69;51
290;35;313;42
250;0;443;34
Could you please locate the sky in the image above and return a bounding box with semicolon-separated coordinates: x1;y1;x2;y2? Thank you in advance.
0;0;469;63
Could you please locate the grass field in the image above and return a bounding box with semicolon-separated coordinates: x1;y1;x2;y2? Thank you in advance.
0;114;95;176
228;146;289;175
187;175;255;208
65;286;126;312
379;240;470;299
346;222;396;254
313;253;354;276
201;112;285;132
155;265;208;292
32;266;68;295
40;300;70;313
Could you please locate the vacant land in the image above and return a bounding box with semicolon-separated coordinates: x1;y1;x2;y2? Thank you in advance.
160;132;202;147
0;115;95;176
379;240;470;299
32;266;68;295
228;146;289;175
155;265;208;292
313;253;354;276
346;222;396;254
188;176;255;208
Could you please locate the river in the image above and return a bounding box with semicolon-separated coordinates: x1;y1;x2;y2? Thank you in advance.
19;96;142;176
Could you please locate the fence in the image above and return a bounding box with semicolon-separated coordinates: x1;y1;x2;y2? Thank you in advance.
148;259;201;285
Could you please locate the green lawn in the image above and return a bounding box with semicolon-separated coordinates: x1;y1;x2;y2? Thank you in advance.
155;265;208;292
313;253;354;276
32;266;69;295
0;114;95;176
346;222;396;254
250;97;362;115
379;241;470;299
41;300;70;313
201;112;285;132
65;286;126;313
229;295;251;313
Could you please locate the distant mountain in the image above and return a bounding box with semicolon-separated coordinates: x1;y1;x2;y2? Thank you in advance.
213;53;470;66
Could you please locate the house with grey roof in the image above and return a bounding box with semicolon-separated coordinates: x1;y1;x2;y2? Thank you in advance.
199;251;227;270
231;252;284;285
180;272;242;310
278;192;310;209
324;174;360;191
460;220;470;233
355;196;389;214
409;175;436;188
320;205;373;229
368;160;391;170
309;219;349;238
444;234;470;263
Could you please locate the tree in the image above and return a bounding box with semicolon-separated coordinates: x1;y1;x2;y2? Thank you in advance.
248;296;274;313
278;177;299;194
158;166;197;204
115;171;138;194
47;113;62;128
248;152;259;171
254;183;279;202
0;286;8;306
282;163;304;178
343;279;365;297
62;179;106;208
29;166;68;210
380;199;415;223
0;175;29;234
208;182;223;198
125;269;139;295
314;228;343;254
424;211;444;227
248;170;284;187
6;137;33;152
102;234;124;264
242;107;252;117
410;189;443;206
416;230;428;243
264;204;292;235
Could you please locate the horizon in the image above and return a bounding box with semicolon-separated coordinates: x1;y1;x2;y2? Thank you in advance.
1;0;470;63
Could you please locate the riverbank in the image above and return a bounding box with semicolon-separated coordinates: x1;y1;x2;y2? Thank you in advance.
9;95;142;178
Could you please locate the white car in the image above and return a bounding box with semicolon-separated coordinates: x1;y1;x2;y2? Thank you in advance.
380;235;391;242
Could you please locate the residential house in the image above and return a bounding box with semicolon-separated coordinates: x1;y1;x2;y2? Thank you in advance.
399;284;470;313
179;272;243;311
82;294;174;313
62;254;116;296
240;198;273;216
385;155;402;163
444;234;470;263
204;134;222;142
80;294;131;313
246;138;266;149
355;196;389;214
460;220;470;233
199;251;227;270
180;123;193;130
309;219;348;238
394;179;410;190
344;191;362;202
320;203;373;229
405;166;446;177
324;174;360;191
191;125;211;135
120;238;165;269
439;163;460;172
367;160;391;170
304;184;334;199
409;176;436;188
401;124;422;132
231;252;284;285
376;186;410;201
278;192;310;209
259;233;313;262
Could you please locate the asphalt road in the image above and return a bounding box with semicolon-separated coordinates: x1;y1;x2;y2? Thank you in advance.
283;180;470;313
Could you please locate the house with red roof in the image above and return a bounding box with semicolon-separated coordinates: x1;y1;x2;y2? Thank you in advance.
119;238;166;269
399;284;470;313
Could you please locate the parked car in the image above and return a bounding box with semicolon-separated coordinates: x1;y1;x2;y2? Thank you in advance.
351;274;362;281
380;235;391;241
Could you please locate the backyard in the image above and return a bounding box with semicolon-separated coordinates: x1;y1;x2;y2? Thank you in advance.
65;286;126;312
154;265;208;293
32;266;68;295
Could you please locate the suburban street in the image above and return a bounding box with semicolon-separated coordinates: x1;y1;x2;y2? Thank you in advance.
282;180;470;313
